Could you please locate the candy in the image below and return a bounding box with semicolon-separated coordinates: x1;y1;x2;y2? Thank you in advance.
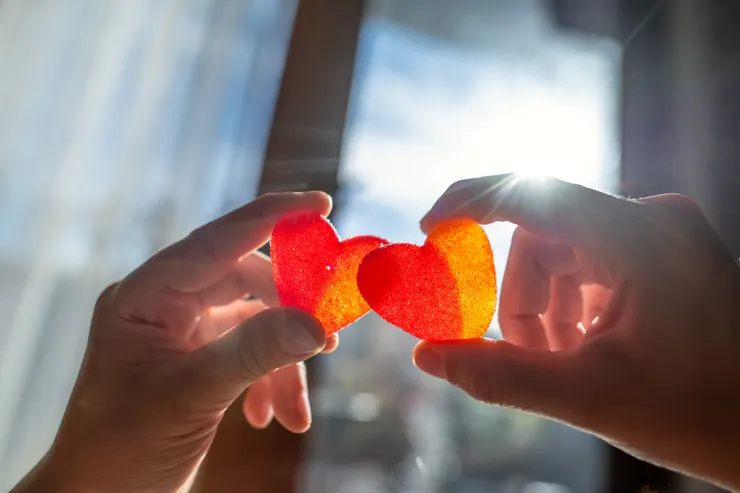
271;213;388;334
357;218;496;341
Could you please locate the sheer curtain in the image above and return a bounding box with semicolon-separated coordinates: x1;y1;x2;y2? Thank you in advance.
0;0;297;487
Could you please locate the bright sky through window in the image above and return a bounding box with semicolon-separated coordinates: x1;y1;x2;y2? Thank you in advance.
304;12;620;491
338;17;620;245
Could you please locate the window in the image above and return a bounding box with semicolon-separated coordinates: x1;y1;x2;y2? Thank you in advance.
302;2;620;492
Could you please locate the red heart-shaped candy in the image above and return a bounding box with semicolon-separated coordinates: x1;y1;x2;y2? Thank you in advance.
357;218;497;341
271;213;388;334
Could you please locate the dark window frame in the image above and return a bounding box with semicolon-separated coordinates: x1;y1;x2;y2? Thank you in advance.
191;1;364;491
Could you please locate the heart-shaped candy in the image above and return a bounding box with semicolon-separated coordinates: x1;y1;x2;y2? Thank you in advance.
271;213;388;334
357;218;496;341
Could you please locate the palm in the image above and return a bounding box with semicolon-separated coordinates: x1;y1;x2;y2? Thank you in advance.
109;230;338;432
415;175;740;487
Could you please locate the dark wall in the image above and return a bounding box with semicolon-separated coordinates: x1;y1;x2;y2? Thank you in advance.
555;0;740;256
552;1;740;492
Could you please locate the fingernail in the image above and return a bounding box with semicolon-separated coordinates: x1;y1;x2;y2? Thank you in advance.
321;192;333;207
279;312;325;356
419;215;436;235
306;190;333;208
413;348;447;379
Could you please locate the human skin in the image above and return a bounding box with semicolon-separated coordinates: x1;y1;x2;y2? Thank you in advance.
12;177;740;492
413;174;740;491
12;191;338;493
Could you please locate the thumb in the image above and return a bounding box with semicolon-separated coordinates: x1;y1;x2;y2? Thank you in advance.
168;308;326;412
412;339;611;429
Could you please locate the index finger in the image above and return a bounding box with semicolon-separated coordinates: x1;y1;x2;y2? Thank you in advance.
196;252;279;307
122;192;332;296
421;174;640;255
500;228;579;349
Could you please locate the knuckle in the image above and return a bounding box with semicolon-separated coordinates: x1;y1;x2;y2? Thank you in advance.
238;329;275;381
466;370;499;405
94;282;121;312
448;363;499;405
95;281;120;309
510;227;540;252
654;193;700;211
187;228;219;264
637;194;729;268
640;193;706;225
446;179;469;192
447;176;491;196
187;221;213;241
511;226;530;242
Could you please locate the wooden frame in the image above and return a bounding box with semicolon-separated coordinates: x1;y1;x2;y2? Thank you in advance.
190;0;364;491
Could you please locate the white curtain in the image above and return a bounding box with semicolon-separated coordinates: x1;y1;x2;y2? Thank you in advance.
0;0;297;487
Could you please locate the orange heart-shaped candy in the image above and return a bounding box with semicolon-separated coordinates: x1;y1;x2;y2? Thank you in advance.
357;218;496;341
271;213;388;334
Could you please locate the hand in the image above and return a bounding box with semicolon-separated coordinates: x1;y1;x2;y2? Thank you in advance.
413;174;740;490
13;192;337;493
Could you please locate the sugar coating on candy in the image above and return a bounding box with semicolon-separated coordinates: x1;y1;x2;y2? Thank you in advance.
357;218;496;341
358;243;463;340
271;213;388;334
427;219;497;339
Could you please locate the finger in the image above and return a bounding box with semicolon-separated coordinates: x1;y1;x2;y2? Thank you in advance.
270;362;312;433
188;300;267;348
499;229;577;349
163;308;326;412
117;192;331;317
543;274;585;351
412;339;610;430
638;194;734;263
236;252;280;306
581;284;611;329
421;174;639;255
198;252;279;308
207;299;268;332
499;230;548;349
162;192;331;292
322;334;339;354
243;375;274;429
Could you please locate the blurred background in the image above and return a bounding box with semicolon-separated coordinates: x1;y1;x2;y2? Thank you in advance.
0;0;738;492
